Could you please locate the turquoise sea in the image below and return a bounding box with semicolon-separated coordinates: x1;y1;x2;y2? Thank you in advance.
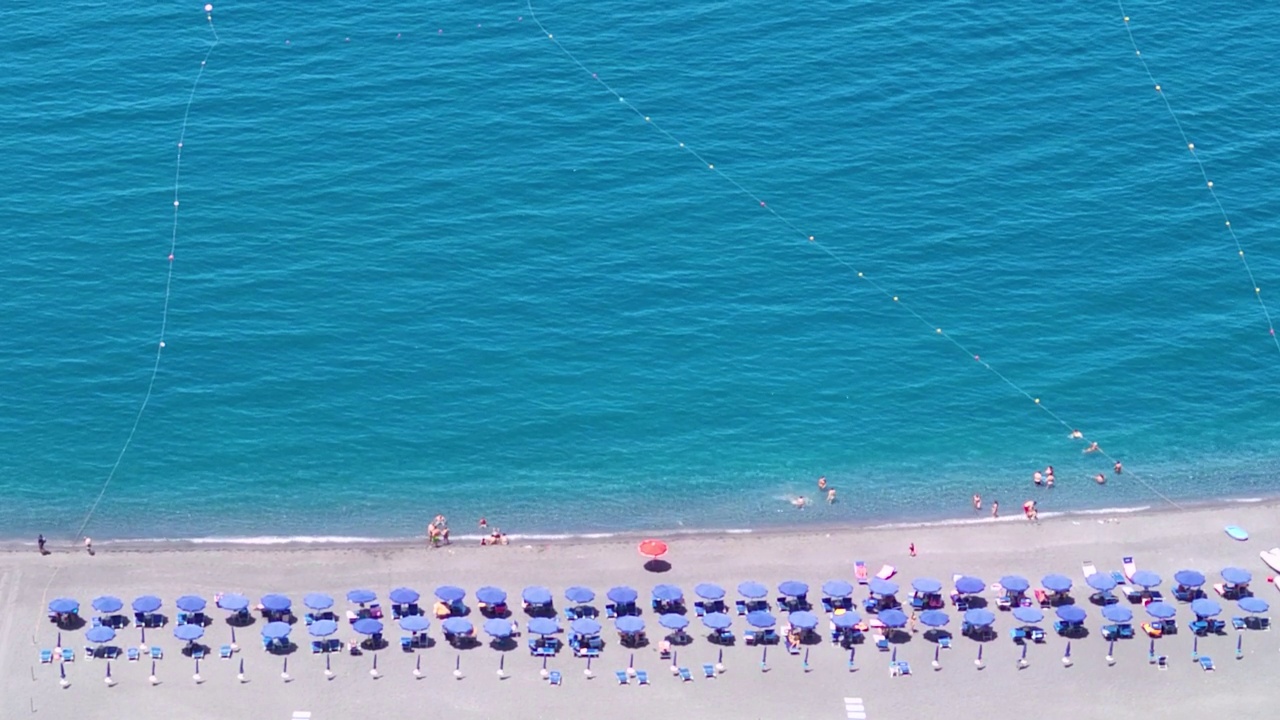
2;1;1279;542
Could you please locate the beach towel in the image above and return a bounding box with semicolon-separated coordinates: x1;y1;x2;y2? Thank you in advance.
855;561;868;585
1122;556;1136;582
1081;561;1097;580
876;565;897;580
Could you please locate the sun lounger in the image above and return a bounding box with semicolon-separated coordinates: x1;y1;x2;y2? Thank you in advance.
39;649;52;663
60;647;74;662
311;641;323;654
735;599;747;616
635;669;649;685
1030;628;1045;643
1199;656;1214;671
702;663;716;678
1010;627;1027;642
1189;620;1209;635
1122;556;1136;582
1232;617;1246;630
192;646;205;660
548;670;562;685
1082;560;1097;580
938;636;951;649
127;647;139;662
84;645;96;661
891;660;911;676
877;565;896;580
616;670;628;684
1034;590;1050;608
677;666;691;682
785;639;799;655
1157;655;1168;669
856;561;868;584
1142;622;1162;638
219;644;232;659
876;637;890;652
822;598;834;613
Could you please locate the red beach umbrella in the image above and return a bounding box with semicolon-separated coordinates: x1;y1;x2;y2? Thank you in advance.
638;539;668;559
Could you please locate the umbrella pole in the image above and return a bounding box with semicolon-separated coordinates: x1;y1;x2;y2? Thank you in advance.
803;647;810;672
848;646;855;671
627;652;636;678
193;657;202;684
105;660;114;686
1018;641;1028;669
454;653;463;680
59;661;69;689
716;647;724;674
281;656;290;682
1191;635;1199;662
150;659;159;686
584;655;594;679
1236;633;1243;660
540;655;549;680
1106;639;1115;665
371;653;380;679
325;652;333;679
1062;641;1072;667
230;626;238;652
975;642;984;669
760;645;768;672
497;653;505;678
932;644;940;671
670;650;679;675
1148;637;1156;663
237;657;245;683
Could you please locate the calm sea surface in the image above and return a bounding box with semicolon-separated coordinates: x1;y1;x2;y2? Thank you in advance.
2;1;1278;541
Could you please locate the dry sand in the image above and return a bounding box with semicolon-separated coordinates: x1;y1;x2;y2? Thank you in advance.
2;501;1278;720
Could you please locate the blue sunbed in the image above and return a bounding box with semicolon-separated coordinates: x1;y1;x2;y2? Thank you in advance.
219;645;232;659
615;670;628;684
39;649;52;663
702;663;715;678
678;666;692;681
636;670;649;685
548;670;562;685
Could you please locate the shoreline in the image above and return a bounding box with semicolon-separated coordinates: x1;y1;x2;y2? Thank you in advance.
8;493;1277;555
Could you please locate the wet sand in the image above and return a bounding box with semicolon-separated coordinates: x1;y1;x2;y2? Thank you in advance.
2;501;1277;719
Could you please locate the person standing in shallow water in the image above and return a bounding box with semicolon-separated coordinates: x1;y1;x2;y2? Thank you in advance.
991;500;999;518
972;494;982;511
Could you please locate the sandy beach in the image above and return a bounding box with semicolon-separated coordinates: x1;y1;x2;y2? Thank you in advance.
3;501;1277;720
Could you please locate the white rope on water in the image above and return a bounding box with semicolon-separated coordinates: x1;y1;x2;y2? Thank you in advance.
525;0;1184;508
72;5;221;543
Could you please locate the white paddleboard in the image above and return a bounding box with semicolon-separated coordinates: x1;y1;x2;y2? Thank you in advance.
1260;548;1280;574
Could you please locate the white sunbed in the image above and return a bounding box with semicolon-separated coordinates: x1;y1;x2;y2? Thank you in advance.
1081;561;1097;580
877;565;897;580
1260;548;1280;574
1122;556;1137;582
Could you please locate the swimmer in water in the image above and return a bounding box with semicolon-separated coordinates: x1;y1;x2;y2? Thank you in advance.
991;500;999;518
1070;429;1083;439
1094;473;1106;485
1084;442;1100;454
790;496;808;509
826;488;837;504
817;476;827;491
1113;461;1123;475
972;494;982;511
1033;471;1043;486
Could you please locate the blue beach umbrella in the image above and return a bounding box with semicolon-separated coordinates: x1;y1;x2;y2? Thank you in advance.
1238;597;1269;614
527;618;559;636
570;618;602;636
565;586;595;605
1041;575;1072;593
868;578;898;596
522;587;552;605
659;614;689;630
1174;570;1206;588
737;581;768;599
131;596;161;613
261;594;291;613
476;587;507;606
1101;605;1133;624
1190;599;1222;619
911;578;942;595
832;612;862;628
998;576;1030;593
694;583;725;601
92;596;123;614
652;585;683;603
954;577;984;595
441;617;472;635
1086;574;1117;592
352;618;383;635
963;608;995;627
302;593;332;611
1131;571;1161;589
606;586;638;605
175;595;206;613
615;616;645;634
261;622;291;639
877;609;908;628
217;594;249;612
389;587;419;605
346;589;376;605
919;610;950;628
483;618;513;638
1145;602;1176;620
173;624;204;641
778;581;809;597
1055;606;1086;623
308;620;338;637
399;616;430;632
788;611;819;630
1012;606;1043;624
702;613;732;630
746;611;777;629
86;626;116;644
1221;567;1252;585
435;586;466;603
822;580;855;598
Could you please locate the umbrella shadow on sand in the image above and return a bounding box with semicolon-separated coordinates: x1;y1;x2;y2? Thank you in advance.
644;559;672;573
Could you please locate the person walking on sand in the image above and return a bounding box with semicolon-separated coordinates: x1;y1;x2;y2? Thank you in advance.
991;501;999;518
908;542;916;557
37;534;45;554
83;537;93;555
